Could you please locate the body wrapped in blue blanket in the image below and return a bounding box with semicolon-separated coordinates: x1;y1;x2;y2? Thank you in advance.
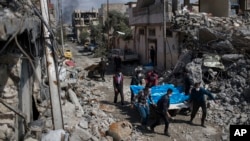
130;84;190;106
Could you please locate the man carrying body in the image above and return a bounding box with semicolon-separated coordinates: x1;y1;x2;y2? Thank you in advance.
150;89;173;137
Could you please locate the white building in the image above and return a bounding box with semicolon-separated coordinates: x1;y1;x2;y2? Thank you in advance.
128;0;180;69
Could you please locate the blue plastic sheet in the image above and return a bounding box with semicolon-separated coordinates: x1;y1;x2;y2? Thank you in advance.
130;84;190;104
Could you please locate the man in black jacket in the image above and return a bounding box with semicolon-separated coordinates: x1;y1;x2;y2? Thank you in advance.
150;89;173;137
189;82;216;127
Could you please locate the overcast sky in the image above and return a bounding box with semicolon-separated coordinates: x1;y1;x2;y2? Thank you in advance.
51;0;196;24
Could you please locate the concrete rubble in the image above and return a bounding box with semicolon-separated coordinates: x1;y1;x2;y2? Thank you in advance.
37;59;148;141
1;1;250;141
162;11;250;140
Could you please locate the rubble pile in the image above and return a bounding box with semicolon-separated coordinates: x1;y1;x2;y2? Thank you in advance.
169;12;250;139
39;64;148;141
174;12;250;53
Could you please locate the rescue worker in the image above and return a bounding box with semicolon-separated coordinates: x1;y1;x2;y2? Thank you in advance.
130;67;143;103
189;82;216;127
131;85;155;130
150;89;173;137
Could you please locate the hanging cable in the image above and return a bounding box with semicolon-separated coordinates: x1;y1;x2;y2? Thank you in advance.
15;36;38;81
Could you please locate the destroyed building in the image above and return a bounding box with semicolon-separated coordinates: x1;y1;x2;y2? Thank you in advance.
72;10;99;43
0;0;64;140
1;0;250;141
162;1;250;139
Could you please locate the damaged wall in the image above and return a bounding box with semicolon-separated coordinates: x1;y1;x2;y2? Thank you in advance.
0;2;44;140
0;55;21;140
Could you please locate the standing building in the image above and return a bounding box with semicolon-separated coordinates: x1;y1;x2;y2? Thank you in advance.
99;3;129;25
128;0;180;69
72;10;99;43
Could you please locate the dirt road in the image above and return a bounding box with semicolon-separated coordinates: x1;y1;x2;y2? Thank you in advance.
67;42;223;141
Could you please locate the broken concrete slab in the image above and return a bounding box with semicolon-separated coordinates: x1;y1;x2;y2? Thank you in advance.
221;54;244;61
78;119;88;129
199;28;217;44
69;126;92;141
41;129;66;141
68;88;84;116
203;54;225;70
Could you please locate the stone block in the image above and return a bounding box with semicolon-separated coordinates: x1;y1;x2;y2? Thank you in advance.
79;119;88;129
70;126;92;141
41;129;66;141
107;121;132;141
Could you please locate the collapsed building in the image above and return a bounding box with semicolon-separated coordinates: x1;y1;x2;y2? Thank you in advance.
159;6;250;139
0;1;147;141
0;0;65;140
1;1;250;141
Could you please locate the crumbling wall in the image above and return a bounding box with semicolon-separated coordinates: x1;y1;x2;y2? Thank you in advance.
0;55;21;140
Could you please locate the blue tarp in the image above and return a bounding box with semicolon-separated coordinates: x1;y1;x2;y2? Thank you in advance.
130;84;190;104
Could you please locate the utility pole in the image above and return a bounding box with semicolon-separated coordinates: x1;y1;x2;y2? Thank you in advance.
40;0;64;130
58;0;64;52
107;0;109;49
163;0;167;69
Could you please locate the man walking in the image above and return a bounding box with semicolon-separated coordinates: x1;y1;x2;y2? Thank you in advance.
99;58;107;81
113;70;124;105
150;89;173;137
132;85;155;130
189;82;216;127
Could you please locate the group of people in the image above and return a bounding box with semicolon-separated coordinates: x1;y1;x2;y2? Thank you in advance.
99;57;216;137
129;69;216;137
